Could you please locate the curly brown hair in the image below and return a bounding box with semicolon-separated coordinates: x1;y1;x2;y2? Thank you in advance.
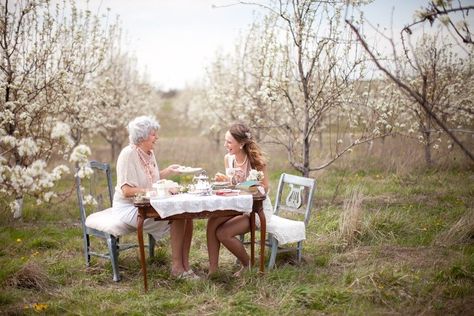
228;123;266;171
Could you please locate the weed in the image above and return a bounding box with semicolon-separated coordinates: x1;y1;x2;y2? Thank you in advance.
6;262;50;291
338;186;364;247
434;209;474;247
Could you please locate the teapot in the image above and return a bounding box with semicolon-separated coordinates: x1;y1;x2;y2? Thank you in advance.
192;171;211;194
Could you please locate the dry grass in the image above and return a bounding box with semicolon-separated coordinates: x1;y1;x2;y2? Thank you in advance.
315;134;472;175
434;208;474;247
6;262;50;291
338;187;365;247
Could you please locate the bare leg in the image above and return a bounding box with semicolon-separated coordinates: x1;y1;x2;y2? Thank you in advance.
170;219;187;276
216;215;251;273
182;219;193;271
206;216;233;274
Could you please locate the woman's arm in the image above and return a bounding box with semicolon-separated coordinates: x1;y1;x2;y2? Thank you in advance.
121;162;180;197
159;164;180;179
121;184;146;198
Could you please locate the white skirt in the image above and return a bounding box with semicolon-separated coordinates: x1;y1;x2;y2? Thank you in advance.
113;201;170;241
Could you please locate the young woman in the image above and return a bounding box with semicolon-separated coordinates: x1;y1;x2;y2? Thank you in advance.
207;123;272;276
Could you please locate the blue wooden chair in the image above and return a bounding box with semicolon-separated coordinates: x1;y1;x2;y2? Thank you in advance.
75;160;155;281
266;173;316;269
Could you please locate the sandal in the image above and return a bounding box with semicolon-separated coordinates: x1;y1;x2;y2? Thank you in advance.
182;269;200;280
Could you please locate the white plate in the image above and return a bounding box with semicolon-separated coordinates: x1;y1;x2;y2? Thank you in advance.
187;190;210;196
177;166;203;174
214;189;240;196
212;181;231;186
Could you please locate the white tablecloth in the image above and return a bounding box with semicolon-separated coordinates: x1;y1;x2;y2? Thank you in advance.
149;193;253;218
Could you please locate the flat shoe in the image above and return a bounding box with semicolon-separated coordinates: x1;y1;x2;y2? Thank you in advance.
182;269;200;280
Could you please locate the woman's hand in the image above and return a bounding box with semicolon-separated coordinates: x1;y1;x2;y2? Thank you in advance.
214;172;228;182
167;164;181;173
160;164;181;178
121;184;146;198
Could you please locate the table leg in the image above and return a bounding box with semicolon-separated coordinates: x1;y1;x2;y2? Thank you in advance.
250;211;255;267
257;209;266;273
137;212;147;292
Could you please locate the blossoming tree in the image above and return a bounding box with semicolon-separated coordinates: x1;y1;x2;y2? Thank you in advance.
345;0;474;165
0;0;118;218
201;0;383;177
92;39;161;161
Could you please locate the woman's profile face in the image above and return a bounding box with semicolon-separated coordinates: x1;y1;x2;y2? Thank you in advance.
224;131;242;155
140;130;158;153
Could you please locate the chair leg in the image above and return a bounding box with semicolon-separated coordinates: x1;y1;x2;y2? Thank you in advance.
106;236;121;282
268;235;278;270
297;241;303;263
148;234;155;258
84;234;91;267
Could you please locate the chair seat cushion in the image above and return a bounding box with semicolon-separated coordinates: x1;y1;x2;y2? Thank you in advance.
267;215;306;245
85;207;136;236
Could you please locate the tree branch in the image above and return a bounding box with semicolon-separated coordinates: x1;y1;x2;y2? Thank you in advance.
345;19;474;162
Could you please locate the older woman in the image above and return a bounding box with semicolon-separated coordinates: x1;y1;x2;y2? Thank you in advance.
207;123;272;277
113;116;196;279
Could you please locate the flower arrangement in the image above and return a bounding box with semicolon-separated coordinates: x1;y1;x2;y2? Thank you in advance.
246;169;264;181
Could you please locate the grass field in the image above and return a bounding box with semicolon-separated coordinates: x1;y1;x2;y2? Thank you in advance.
0;135;473;315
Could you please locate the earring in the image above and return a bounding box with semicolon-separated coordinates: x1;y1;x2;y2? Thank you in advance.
240;146;243;149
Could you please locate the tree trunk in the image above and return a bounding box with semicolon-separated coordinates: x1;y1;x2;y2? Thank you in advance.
13;197;23;219
366;140;374;156
424;130;433;167
111;141;117;163
214;132;221;150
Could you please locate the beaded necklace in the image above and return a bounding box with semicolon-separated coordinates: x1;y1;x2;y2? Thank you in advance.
133;144;158;185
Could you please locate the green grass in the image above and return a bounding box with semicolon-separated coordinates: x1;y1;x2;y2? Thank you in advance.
1;148;473;315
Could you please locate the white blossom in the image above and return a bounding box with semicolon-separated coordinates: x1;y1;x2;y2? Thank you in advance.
17;138;39;157
76;165;93;179
439;15;450;26
1;135;16;147
51;121;74;146
83;194;98;206
43;191;56;202
69;144;91;164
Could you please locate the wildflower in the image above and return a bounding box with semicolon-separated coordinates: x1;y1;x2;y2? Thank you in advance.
33;303;48;312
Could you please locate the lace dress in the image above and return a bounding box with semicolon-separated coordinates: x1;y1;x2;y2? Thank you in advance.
225;153;273;228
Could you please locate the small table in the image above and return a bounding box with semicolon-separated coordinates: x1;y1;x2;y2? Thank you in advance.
134;192;266;291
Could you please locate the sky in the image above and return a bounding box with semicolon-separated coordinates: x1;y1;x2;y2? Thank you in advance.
84;0;448;91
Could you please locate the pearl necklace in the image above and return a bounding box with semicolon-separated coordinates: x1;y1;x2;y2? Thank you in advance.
235;155;248;167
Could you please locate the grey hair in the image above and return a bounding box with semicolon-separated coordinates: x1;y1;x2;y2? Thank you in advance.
128;116;160;145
